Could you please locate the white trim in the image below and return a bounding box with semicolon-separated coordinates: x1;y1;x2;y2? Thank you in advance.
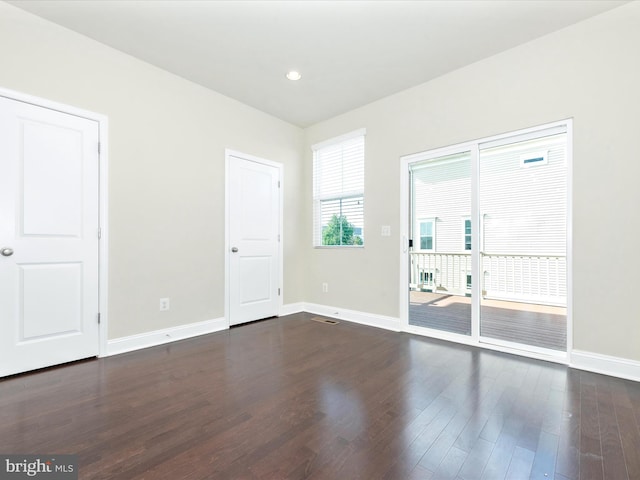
479;124;567;150
226;148;283;171
416;218;436;252
224;149;284;327
403;324;568;365
101;308;640;383
470;146;480;341
106;318;227;356
480;335;567;360
409;153;470;171
400;159;410;333
402;142;475;165
311;128;366;151
403;324;475;346
474;339;566;365
571;350;640;382
224;152;231;328
462;216;472;253
0;86;105;123
565;120;574;361
0;86;110;359
98;115;109;358
401;120;569;164
280;302;305;316
303;302;400;332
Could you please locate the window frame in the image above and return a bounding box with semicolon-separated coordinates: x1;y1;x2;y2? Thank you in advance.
463;217;472;252
417;218;436;252
312;129;366;248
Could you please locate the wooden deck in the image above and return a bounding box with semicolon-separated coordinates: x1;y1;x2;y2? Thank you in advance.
410;291;567;351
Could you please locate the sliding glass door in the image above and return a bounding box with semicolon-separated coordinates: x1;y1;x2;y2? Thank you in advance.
478;132;567;352
408;151;472;336
403;122;569;357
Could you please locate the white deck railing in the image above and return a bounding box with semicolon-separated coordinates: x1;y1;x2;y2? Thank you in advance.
410;252;472;295
410;252;566;306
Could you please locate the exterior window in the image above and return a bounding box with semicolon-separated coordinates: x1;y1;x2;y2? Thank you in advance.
312;129;365;247
419;219;435;251
421;271;434;283
464;218;472;251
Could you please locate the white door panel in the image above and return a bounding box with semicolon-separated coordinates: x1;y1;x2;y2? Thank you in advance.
22;120;84;236
0;96;100;377
239;256;272;303
20;263;83;339
228;154;280;326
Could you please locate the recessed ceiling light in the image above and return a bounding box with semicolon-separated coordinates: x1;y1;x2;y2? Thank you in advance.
286;71;302;81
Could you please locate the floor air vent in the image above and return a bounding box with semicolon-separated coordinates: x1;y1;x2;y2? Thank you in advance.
311;317;339;325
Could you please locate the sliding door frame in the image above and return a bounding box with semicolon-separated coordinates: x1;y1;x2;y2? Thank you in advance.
400;119;573;364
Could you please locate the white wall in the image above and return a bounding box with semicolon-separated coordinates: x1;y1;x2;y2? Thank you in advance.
0;2;305;339
304;2;640;362
2;1;639;367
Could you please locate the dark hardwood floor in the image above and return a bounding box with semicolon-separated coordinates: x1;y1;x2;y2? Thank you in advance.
1;313;639;479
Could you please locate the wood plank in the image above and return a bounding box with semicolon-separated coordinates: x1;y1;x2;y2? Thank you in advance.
529;430;559;480
505;445;535;479
457;438;494;480
0;313;639;480
610;379;640;479
594;375;628;480
556;369;581;479
431;446;468;480
579;374;604;480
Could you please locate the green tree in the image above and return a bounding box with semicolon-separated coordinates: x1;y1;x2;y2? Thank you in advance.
322;214;362;245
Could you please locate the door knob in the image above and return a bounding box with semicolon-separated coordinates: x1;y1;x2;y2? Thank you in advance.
1;247;14;257
231;247;238;253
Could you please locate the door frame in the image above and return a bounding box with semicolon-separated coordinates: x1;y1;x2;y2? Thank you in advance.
399;119;572;365
0;86;109;358
224;149;283;327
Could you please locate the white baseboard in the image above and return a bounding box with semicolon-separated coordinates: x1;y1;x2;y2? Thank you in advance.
571;350;640;382
102;308;640;384
280;302;304;316
302;302;400;332
106;317;227;356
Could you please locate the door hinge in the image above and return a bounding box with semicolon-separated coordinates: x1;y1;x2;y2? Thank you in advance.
98;142;101;155
98;227;102;239
97;313;101;324
278;288;281;296
277;234;280;242
278;180;281;188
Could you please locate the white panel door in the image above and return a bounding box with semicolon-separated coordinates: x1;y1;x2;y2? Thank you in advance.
0;96;100;377
229;155;280;326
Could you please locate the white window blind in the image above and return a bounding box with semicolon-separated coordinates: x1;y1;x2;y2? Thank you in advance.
312;129;365;246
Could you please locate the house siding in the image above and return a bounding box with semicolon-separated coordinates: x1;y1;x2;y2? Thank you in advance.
412;152;472;253
411;133;567;304
480;133;567;256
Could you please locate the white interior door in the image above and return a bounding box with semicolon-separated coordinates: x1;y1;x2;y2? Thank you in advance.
228;153;280;326
0;96;100;377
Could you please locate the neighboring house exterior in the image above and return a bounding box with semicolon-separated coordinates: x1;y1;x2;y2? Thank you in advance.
411;133;567;306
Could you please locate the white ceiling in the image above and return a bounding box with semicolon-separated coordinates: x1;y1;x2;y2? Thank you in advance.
8;0;629;127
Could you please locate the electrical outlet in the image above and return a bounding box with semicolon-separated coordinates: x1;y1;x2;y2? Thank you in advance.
159;297;170;311
381;225;391;236
322;283;328;293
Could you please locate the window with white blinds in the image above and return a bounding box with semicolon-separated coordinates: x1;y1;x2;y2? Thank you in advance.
312;129;365;247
